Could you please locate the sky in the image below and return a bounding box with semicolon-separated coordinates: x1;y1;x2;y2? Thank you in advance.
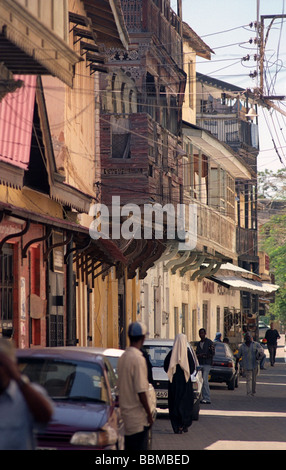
179;0;286;173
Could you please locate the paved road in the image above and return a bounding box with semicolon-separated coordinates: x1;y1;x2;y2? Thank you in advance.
152;335;286;450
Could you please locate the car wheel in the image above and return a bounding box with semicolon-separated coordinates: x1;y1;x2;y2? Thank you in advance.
227;376;235;390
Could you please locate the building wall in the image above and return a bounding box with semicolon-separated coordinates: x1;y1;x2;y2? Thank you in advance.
182;42;197;125
0;221;47;347
16;0;69;42
141;261;241;345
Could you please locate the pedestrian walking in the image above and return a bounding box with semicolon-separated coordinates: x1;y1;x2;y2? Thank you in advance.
0;337;54;450
195;328;215;404
214;332;222;342
236;332;264;396
265;322;280;366
163;333;196;434
117;322;154;451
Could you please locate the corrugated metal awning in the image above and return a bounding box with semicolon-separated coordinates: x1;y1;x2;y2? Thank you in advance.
0;75;36;170
211;274;279;295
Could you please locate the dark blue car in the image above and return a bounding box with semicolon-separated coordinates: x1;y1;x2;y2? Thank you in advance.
17;347;124;450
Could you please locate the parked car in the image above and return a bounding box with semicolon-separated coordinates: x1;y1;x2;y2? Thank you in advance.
208;342;240;390
259;320;270;340
90;346;157;449
142;339;203;420
90;347;124;377
16;347;124;450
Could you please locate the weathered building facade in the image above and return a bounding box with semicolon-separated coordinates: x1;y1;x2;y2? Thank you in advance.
98;0;187;347
195;73;278;340
0;0;130;348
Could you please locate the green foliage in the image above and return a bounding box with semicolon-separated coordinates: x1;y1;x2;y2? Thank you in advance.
258;169;286;322
261;214;286;322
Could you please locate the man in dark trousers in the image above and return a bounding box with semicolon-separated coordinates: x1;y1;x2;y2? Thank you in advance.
265;322;280;366
195;328;215;404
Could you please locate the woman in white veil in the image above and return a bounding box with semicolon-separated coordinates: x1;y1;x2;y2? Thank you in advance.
164;334;196;434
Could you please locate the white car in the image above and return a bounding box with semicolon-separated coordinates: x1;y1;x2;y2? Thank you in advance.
142;339;203;420
90;346;157;431
259;321;270;340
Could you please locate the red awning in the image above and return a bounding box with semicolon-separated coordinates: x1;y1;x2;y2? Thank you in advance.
0;75;36;169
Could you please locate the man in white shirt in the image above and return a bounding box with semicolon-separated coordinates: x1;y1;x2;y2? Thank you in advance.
117;322;153;451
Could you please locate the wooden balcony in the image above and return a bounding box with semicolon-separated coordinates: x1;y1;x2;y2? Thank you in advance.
186;196;236;260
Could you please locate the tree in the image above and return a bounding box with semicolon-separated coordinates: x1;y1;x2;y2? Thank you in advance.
259;169;286;323
258;168;286;200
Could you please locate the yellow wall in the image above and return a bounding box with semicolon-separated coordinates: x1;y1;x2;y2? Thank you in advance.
0;186;63;218
182;41;197;125
16;0;69;42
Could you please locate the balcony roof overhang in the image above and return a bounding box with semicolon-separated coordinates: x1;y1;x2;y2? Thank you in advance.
82;0;129;50
182;122;252;179
0;0;81;87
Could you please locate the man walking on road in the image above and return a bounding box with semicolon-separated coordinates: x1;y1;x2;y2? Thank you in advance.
236;332;264;396
117;321;154;451
195;328;215;404
265;322;280;366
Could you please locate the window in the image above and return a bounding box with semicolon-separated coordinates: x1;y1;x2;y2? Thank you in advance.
142;345;172;368
188;61;195;109
111;74;117;113
0;245;13;337
19;358;109;403
112;133;131;158
121;83;126;114
216;307;221;333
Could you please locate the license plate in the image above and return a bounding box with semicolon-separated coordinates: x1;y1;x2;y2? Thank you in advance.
156;390;168;398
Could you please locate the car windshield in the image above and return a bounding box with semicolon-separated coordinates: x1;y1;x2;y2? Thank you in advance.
142;345;172;367
214;343;233;358
105;356;119;372
19;358;109;404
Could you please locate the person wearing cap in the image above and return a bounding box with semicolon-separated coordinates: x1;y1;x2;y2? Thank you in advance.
236;332;264;396
0;337;54;450
163;334;196;434
117;321;154;451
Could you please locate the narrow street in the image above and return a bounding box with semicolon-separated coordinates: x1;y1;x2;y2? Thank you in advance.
152;336;286;450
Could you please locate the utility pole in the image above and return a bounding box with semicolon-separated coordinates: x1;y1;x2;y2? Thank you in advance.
258;15;286;99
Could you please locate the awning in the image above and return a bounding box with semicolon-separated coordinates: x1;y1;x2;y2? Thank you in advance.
211;273;279;295
0;201;127;266
0;75;36;170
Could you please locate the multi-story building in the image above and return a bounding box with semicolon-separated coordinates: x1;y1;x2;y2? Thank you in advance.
141;22;254;345
97;3;256;345
0;0;130;348
99;0;187;346
194;72;277;339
